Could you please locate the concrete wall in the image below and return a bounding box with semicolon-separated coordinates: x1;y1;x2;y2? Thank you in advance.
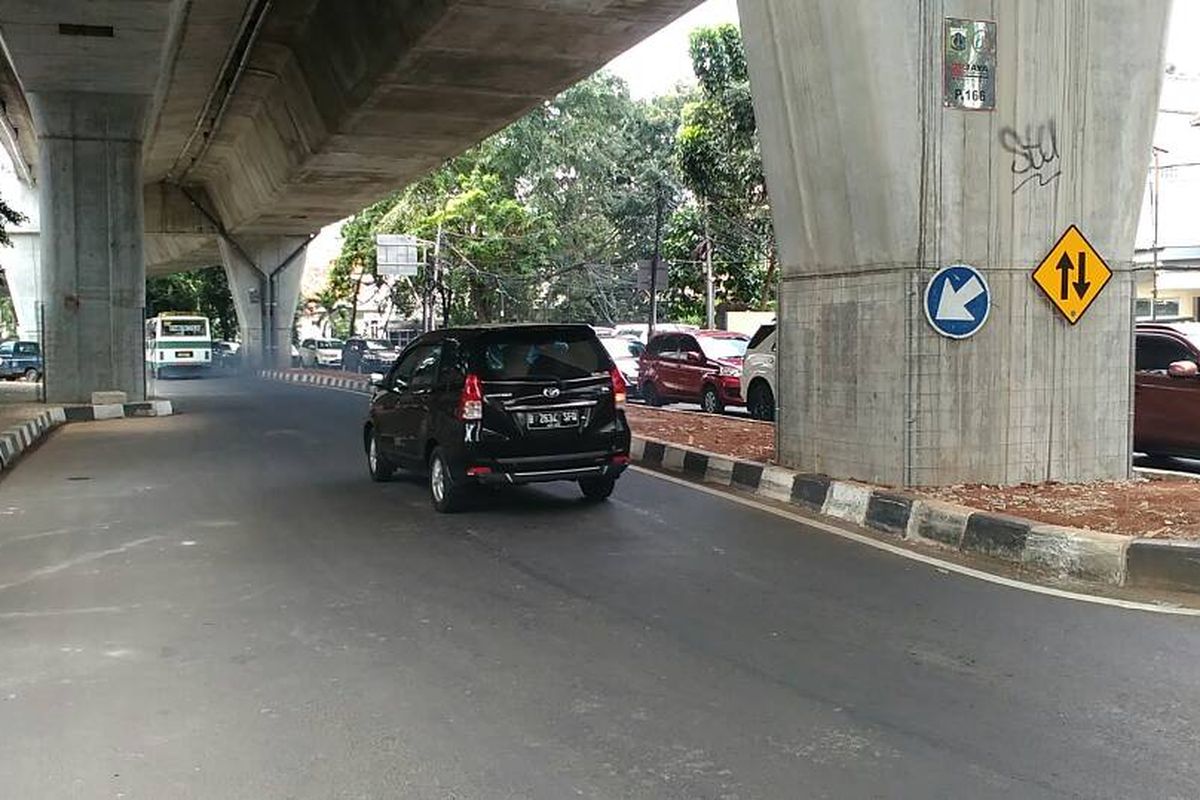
742;0;1170;486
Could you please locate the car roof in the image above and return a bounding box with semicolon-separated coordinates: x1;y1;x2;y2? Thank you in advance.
1137;321;1200;345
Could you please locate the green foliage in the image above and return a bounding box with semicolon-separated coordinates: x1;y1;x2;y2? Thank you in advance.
145;266;238;340
0;194;26;248
321;23;779;327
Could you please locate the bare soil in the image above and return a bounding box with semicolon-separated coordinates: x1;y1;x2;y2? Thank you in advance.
920;476;1200;540
625;406;775;464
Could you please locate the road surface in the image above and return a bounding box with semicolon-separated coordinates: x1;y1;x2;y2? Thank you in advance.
1;377;1197;799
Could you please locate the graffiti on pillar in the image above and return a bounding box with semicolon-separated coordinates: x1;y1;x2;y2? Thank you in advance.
1000;121;1061;194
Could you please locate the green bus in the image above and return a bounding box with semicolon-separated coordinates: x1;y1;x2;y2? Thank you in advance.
145;313;213;377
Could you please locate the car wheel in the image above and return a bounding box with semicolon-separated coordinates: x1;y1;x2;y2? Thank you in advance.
22;368;40;383
367;429;395;482
642;382;663;407
579;476;616;502
429;446;466;513
748;382;776;422
701;384;723;414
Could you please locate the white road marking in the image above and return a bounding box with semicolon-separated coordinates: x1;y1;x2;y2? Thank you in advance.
633;467;1200;617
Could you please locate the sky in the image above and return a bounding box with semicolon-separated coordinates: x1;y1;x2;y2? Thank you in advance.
606;0;738;99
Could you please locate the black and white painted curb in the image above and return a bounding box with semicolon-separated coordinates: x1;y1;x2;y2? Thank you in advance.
260;369;369;393
258;369;1200;596
62;400;174;422
0;401;174;474
0;407;66;471
631;436;1200;596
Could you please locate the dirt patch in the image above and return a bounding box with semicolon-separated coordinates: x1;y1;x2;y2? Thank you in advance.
921;476;1200;540
626;406;775;464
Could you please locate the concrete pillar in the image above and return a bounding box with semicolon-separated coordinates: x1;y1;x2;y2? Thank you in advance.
741;0;1170;486
28;92;148;403
218;235;310;370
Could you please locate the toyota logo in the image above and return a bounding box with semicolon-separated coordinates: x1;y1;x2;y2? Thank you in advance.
543;387;561;398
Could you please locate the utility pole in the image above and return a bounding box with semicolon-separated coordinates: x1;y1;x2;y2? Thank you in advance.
649;187;664;336
430;221;443;332
1151;146;1167;320
703;199;715;329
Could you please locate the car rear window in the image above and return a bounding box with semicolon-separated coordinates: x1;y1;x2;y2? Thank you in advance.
698;336;749;360
474;329;610;381
748;324;776;350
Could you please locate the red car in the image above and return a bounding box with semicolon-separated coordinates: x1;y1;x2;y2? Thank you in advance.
639;330;749;413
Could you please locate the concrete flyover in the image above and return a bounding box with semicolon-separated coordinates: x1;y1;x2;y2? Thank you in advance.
0;0;700;401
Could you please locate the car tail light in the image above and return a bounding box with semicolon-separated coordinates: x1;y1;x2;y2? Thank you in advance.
609;366;626;407
457;373;484;421
466;465;492;477
610;454;630;465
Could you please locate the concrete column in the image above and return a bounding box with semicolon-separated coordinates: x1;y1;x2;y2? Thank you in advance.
218;235;311;370
28;92;148;403
741;0;1170;486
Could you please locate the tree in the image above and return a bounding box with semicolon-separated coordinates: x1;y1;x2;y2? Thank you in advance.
145;266;238;340
675;24;776;309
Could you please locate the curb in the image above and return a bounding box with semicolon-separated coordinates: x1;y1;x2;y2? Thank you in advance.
259;369;369;393
0;407;66;471
625;435;1192;593
255;369;1200;596
63;400;174;422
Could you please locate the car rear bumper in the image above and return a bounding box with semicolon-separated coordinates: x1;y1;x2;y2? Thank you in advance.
463;449;630;485
474;462;628;485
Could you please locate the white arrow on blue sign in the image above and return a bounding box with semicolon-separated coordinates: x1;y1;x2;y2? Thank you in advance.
923;264;991;339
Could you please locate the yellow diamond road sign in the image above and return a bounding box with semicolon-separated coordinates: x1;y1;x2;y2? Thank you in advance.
1031;225;1112;324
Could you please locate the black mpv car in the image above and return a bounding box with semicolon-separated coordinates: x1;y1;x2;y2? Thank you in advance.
363;324;632;512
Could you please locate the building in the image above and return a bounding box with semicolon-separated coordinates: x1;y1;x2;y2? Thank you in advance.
1134;66;1200;320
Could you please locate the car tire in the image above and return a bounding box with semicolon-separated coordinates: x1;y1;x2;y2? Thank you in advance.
366;429;395;482
22;368;39;383
748;381;776;422
701;384;723;414
579;476;616;502
429;446;466;513
642;382;663;407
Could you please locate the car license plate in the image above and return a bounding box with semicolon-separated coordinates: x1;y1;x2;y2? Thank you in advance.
176;351;193;358
528;409;580;429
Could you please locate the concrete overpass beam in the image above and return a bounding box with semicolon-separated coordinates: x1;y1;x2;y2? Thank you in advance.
218;235;311;371
28;92;148;403
741;0;1170;486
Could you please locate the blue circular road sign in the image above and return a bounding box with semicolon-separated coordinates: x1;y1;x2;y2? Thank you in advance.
923;264;991;339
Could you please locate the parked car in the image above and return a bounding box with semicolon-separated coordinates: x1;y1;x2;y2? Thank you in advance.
343;338;399;374
599;335;645;399
612;322;698;344
212;340;241;370
1134;322;1200;458
639;330;750;413
741;322;777;421
300;338;344;369
363;324;631;512
0;340;42;381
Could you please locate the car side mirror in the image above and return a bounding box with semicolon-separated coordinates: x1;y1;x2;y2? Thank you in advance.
1168;360;1198;378
369;372;387;387
685;351;703;364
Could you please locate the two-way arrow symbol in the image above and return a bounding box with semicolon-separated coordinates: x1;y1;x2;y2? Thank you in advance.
1055;251;1091;300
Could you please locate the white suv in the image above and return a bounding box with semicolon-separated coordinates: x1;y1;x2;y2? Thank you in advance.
740;323;777;421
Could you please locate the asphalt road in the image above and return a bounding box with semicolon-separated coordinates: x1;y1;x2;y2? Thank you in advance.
1;378;1198;799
